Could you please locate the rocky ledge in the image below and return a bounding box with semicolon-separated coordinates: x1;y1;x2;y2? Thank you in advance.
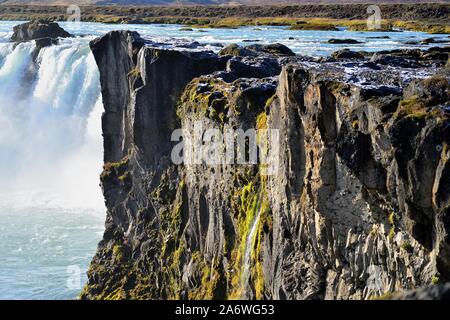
11;21;72;49
81;30;450;300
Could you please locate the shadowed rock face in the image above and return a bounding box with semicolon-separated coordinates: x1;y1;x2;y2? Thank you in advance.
81;31;450;300
10;21;71;43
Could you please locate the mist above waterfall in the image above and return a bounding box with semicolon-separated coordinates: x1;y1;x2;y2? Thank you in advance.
0;38;104;209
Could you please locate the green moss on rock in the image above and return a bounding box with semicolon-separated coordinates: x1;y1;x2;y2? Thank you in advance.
177;77;231;124
101;155;130;180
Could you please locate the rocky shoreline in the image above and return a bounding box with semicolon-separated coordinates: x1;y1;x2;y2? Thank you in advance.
74;27;450;300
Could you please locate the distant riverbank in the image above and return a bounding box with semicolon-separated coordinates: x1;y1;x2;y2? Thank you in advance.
0;3;449;33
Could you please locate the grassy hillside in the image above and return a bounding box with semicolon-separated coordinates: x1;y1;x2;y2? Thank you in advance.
0;3;448;33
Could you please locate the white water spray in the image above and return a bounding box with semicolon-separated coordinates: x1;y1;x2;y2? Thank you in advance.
0;38;104;209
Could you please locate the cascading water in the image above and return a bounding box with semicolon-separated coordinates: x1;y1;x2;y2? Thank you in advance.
0;38;103;207
241;210;261;291
240;192;262;299
0;36;105;299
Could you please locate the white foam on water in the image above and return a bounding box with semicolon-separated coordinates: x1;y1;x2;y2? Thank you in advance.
0;38;104;210
0;36;105;299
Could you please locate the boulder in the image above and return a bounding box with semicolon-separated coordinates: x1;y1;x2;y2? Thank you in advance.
427;46;450;53
219;43;295;58
421;38;449;45
218;43;256;57
331;49;365;60
328;38;363;44
367;36;391;39
225;56;282;79
35;37;58;50
404;41;420;45
403;76;449;106
370;52;423;68
246;43;296;56
11;21;72;43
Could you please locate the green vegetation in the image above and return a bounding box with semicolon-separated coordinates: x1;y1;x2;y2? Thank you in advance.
112;244;125;262
395;98;446;121
396;96;429;119
105;287;126;300
118;172;130;183
388;212;395;225
177;77;231;125
253;186;271;300
1;3;448;34
227;172;271;300
186;17;449;33
159;179;187;300
256;112;268;131
82;172;190;301
175;77;276;300
388;227;395;241
188;253;224;300
101;155;130;179
431;275;440;285
127;67;141;79
392;21;450;34
371;292;394;300
229;179;260;299
395;76;449;121
370;225;380;237
287;18;391;31
442;142;449;163
264;94;277;109
400;241;412;251
388;211;395;241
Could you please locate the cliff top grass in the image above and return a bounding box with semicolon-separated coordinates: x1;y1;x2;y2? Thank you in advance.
193;18;449;33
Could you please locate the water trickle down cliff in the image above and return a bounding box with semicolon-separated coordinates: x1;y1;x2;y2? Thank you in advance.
241;196;262;297
81;30;450;300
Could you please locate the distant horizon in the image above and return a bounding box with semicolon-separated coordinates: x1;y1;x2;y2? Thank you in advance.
1;0;448;7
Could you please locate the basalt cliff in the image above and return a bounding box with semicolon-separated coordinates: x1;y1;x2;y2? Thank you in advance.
80;30;450;300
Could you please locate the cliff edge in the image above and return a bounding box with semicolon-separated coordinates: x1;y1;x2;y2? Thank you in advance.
81;31;450;300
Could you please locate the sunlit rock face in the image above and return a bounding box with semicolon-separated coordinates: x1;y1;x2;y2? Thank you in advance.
81;30;450;300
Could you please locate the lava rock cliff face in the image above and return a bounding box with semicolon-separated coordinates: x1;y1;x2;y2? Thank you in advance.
81;31;450;300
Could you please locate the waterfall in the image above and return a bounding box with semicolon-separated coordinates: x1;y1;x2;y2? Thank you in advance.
0;38;104;209
241;209;261;290
240;191;263;298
